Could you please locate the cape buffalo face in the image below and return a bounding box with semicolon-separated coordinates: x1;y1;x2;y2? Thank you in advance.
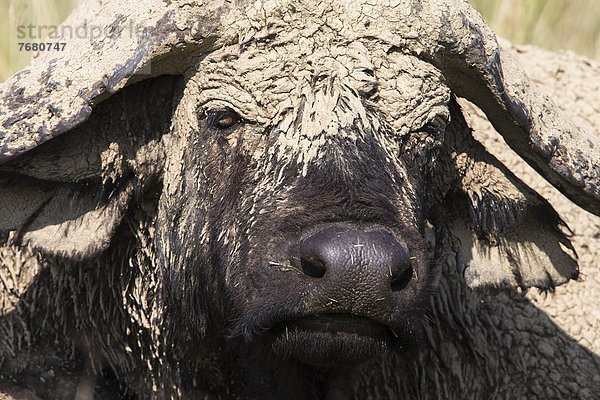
0;0;595;398
158;39;450;367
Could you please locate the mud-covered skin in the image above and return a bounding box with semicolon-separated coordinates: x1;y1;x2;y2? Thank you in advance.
157;55;440;395
1;0;599;398
2;0;598;211
2;46;598;400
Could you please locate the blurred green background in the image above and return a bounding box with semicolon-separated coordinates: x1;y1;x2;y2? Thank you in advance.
469;0;600;60
0;0;599;82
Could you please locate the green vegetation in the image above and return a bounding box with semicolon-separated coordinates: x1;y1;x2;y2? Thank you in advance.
0;0;598;81
469;0;600;60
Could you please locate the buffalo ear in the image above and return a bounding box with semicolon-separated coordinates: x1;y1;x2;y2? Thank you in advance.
0;0;227;260
441;110;577;290
0;75;182;260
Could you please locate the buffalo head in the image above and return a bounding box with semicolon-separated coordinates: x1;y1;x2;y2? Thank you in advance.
0;0;598;396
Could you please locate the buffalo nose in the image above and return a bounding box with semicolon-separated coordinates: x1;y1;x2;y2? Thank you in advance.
296;226;414;292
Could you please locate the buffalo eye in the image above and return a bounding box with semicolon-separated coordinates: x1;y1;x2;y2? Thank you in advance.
206;108;242;130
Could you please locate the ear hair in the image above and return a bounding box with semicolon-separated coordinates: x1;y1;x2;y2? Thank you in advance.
436;102;578;290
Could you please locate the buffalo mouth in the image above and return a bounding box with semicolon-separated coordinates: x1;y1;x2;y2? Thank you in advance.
271;314;393;367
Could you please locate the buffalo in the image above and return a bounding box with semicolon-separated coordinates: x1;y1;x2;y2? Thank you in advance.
0;0;599;399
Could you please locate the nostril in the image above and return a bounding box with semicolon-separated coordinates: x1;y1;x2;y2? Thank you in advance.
391;265;413;292
298;226;414;288
300;257;326;278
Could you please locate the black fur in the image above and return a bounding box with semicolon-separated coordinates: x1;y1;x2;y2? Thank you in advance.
150;90;435;398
